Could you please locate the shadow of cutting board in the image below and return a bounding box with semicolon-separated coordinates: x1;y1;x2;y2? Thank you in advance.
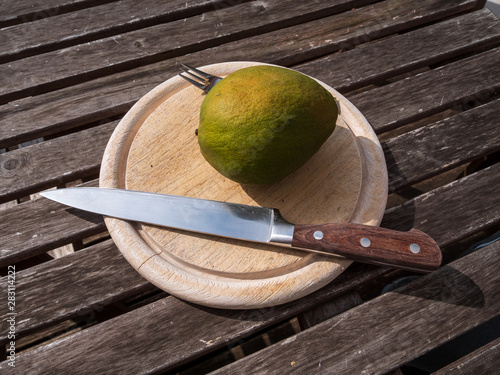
100;61;388;309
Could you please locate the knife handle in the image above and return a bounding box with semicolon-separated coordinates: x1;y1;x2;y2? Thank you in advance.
291;223;441;272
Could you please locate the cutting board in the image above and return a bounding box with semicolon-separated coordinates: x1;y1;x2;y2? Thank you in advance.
100;61;388;309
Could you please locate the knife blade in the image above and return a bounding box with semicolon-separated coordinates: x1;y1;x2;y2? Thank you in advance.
40;187;441;272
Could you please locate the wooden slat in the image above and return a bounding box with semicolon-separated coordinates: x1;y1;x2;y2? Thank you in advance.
382;163;500;247
0;0;480;105
2;97;499;266
3;0;482;29
384;99;500;193
349;46;500;134
0;68;145;149
0;180;104;267
2;100;498;270
0;0;380;103
1;6;496;150
3;49;499;205
0;263;387;372
298;291;363;329
2;156;499;371
0;120;116;204
0;0;236;62
296;8;500;93
0;239;153;342
0;2;497;374
0;0;104;27
206;0;482;68
209;241;500;374
432;337;500;375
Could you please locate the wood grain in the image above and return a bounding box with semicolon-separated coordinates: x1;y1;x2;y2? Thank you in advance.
0;0;378;103
0;180;103;267
432;337;500;375
0;0;97;27
0;121;116;204
0;0;480;105
2;14;498;269
298;291;363;329
292;224;441;271
0;0;233;62
3;152;498;370
296;8;500;93
384;99;500;193
0;239;153;342
5;122;499;277
0;263;387;372
350;46;500;134
100;61;387;308
210;241;500;374
1;4;493;149
382;162;500;247
0;2;498;373
227;0;482;68
5;99;499;267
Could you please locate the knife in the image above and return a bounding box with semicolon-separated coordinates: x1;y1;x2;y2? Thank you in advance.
40;187;441;272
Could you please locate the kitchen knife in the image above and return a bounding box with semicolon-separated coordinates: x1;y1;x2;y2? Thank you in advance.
40;187;441;272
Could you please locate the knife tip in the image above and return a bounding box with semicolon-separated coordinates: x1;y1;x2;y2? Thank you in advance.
39;190;57;201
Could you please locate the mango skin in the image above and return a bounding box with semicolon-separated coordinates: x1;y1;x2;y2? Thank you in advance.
198;65;338;185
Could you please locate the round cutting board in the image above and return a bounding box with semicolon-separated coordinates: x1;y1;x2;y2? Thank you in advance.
100;61;388;309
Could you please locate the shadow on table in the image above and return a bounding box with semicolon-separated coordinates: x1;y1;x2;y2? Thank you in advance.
66;207;105;226
385;237;500;373
385;266;485;308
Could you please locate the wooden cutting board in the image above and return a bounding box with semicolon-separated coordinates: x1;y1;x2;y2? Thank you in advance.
100;61;388;309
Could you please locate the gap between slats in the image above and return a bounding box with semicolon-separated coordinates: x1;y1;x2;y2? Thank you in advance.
1;158;499;348
0;2;496;374
0;0;256;64
1;6;498;152
0;0;383;105
0;0;122;29
1;66;499;208
0;0;480;106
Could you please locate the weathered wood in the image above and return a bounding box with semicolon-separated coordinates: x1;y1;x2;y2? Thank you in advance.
3;55;499;209
0;263;387;372
99;61;385;309
203;0;483;68
231;0;479;67
5;150;497;276
1;5;494;149
0;0;381;103
0;239;154;343
0;2;498;373
2;158;498;369
298;291;363;329
0;0;240;62
349;46;500;134
384;99;500;193
3;101;499;267
0;0;101;27
382;163;500;248
0;180;104;267
0;121;116;204
210;241;500;374
296;8;500;93
472;0;488;9
432;337;500;375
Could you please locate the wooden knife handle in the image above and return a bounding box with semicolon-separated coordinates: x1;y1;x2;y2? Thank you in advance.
291;223;442;272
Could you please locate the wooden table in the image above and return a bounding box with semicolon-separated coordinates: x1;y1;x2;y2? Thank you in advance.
1;0;499;373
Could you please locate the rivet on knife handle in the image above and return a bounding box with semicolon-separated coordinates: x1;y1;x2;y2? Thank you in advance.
291;223;442;272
